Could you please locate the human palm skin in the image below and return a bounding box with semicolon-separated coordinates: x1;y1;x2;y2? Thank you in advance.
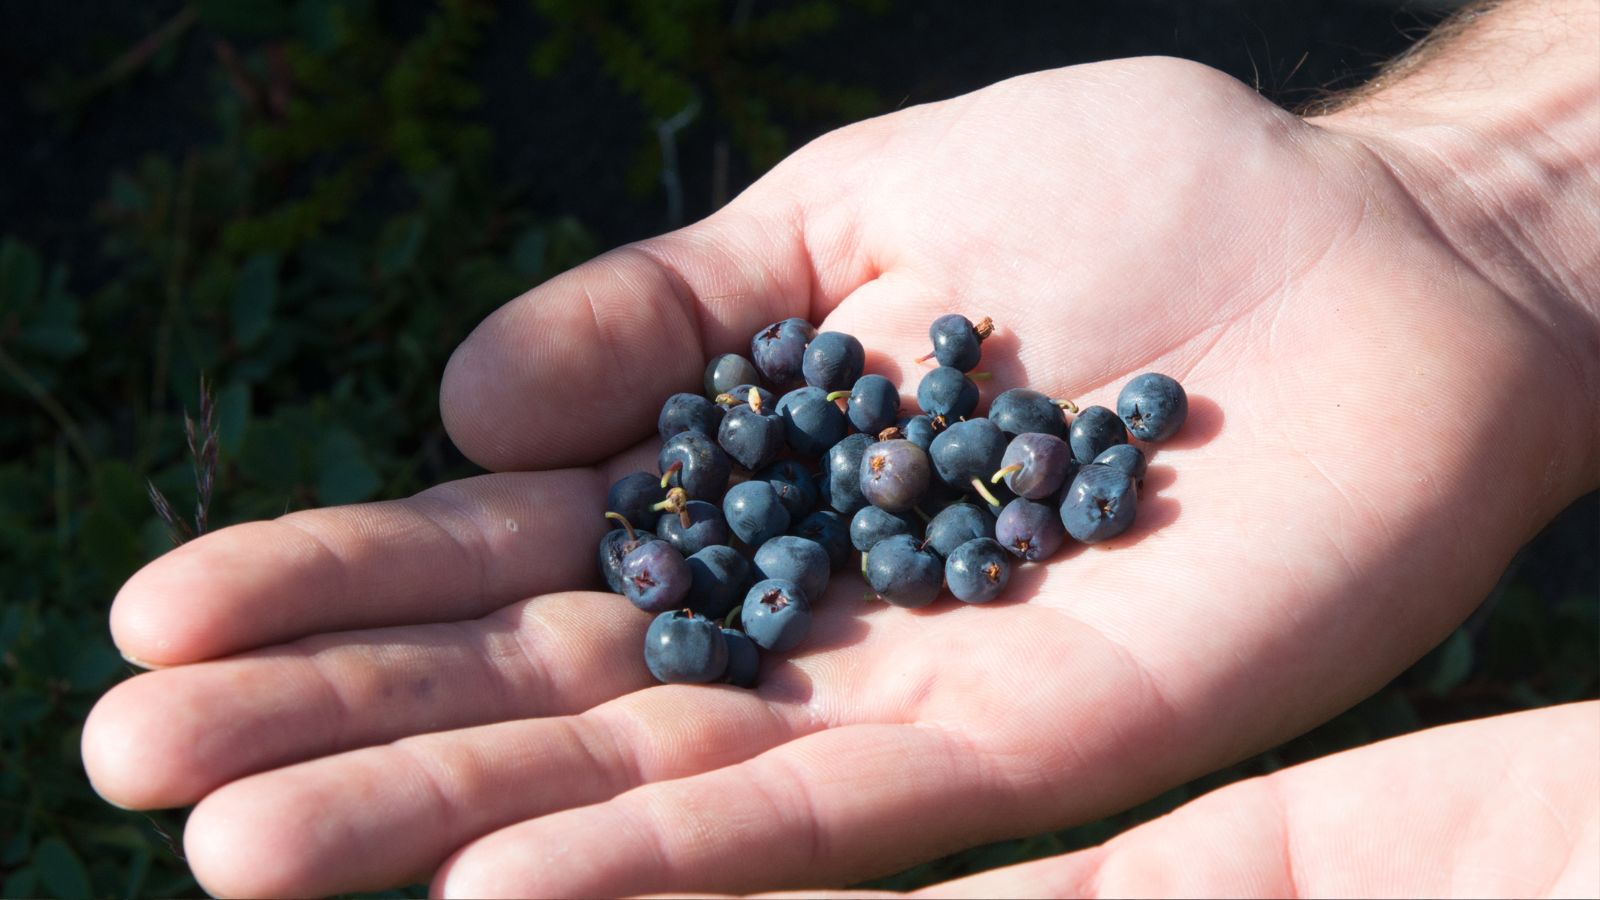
83;58;1597;898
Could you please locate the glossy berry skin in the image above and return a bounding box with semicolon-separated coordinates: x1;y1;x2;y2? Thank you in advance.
988;388;1067;438
598;527;655;594
741;579;812;652
606;472;665;529
864;534;943;608
917;366;979;422
658;392;724;442
644;610;728;684
802;331;865;392
999;432;1077;500
704;353;761;399
753;535;831;604
776;387;847;457
900;414;939;452
945;538;1011;604
930;418;1008;494
850;505;920;553
659;431;732;502
847;374;900;434
754;461;817;520
1117;372;1188;443
995;498;1067;561
685;544;751;619
1068;405;1128;465
1093;444;1148;491
858;439;931;513
656;500;729;557
928;313;986;371
723;480;791;547
620;539;692;612
721;628;761;688
718;402;784;470
793;509;850;571
822;433;875;515
751;317;817;387
1060;463;1138;543
924;503;994;559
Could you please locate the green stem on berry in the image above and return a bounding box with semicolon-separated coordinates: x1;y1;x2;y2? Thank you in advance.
991;463;1023;484
860;551;869;575
825;389;850;403
603;511;636;542
724;604;741;630
1055;399;1079;414
968;371;994;382
912;505;932;523
970;476;1002;508
651;487;692;528
659;461;682;489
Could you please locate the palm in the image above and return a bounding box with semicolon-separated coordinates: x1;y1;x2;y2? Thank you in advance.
86;60;1566;898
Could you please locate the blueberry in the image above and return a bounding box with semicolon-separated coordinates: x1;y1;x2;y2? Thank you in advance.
1068;405;1128;465
926;314;993;371
899;414;939;452
644;610;728;684
654;493;730;556
924;502;994;559
843;374;900;435
776;386;847;457
850;505;921;553
802;331;865;392
822;433;875;515
995;498;1066;561
945;538;1011;603
1093;444;1147;492
1059;463;1138;543
793;509;850;571
864;533;943;608
753;460;818;520
704;353;761;399
1117;372;1188;443
606;472;666;529
721;628;761;688
598;525;655;593
995;432;1076;500
718;401;785;470
658;392;725;442
917;366;979;423
741;579;813;652
686;544;752;619
751;317;817;387
753;534;831;603
620;539;692;612
929;417;1008;504
723;480;791;546
858;439;931;513
659;431;732;502
988;388;1067;438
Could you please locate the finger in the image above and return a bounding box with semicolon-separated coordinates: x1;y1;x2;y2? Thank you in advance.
111;468;610;665
179;685;813;899
871;702;1600;899
84;588;666;811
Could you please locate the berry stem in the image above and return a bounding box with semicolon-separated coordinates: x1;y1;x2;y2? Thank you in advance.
825;389;850;403
991;463;1023;484
659;461;682;489
1054;399;1080;414
651;487;691;527
970;476;1002;508
877;426;902;441
968;371;994;382
973;316;994;340
603;511;636;542
747;385;763;413
724;604;741;630
914;351;936;364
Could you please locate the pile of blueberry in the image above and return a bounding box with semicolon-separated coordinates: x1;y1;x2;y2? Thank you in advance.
597;314;1188;686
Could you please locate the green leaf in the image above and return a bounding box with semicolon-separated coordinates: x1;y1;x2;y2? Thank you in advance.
216;381;252;455
2;867;36;900
65;640;125;694
316;428;380;505
376;215;427;278
237;419;302;491
33;837;90;900
0;237;43;306
232;253;280;347
510;227;547;277
1423;629;1474;696
1;833;30;866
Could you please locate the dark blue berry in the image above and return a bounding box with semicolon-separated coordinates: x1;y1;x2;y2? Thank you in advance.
995;498;1066;561
858;439;931;513
685;545;751;619
704;353;761;399
723;480;791;546
598;525;655;593
718;402;785;470
845;374;900;435
754;460;818;520
1117;372;1188;443
850;505;921;553
929;417;1008;503
924;503;994;559
917;366;979;422
988;388;1067;438
721;628;761;688
606;472;666;529
753;534;831;603
741;579;812;652
802;331;865;392
864;533;943;608
945;538;1011;603
927;314;993;371
1059;463;1138;543
751;317;817;387
996;432;1077;500
659;431;732;502
1068;405;1128;465
658;393;724;442
899;414;939;451
793;509;850;571
654;494;730;556
1093;444;1147;491
776;386;847;457
822;433;875;515
644;610;728;684
620;539;692;612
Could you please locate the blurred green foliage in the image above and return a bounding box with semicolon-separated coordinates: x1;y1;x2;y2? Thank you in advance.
0;1;1593;898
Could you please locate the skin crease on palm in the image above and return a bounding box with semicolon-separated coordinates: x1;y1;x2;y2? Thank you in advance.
82;9;1600;899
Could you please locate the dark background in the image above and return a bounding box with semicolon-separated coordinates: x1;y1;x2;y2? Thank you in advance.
1;1;1594;897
